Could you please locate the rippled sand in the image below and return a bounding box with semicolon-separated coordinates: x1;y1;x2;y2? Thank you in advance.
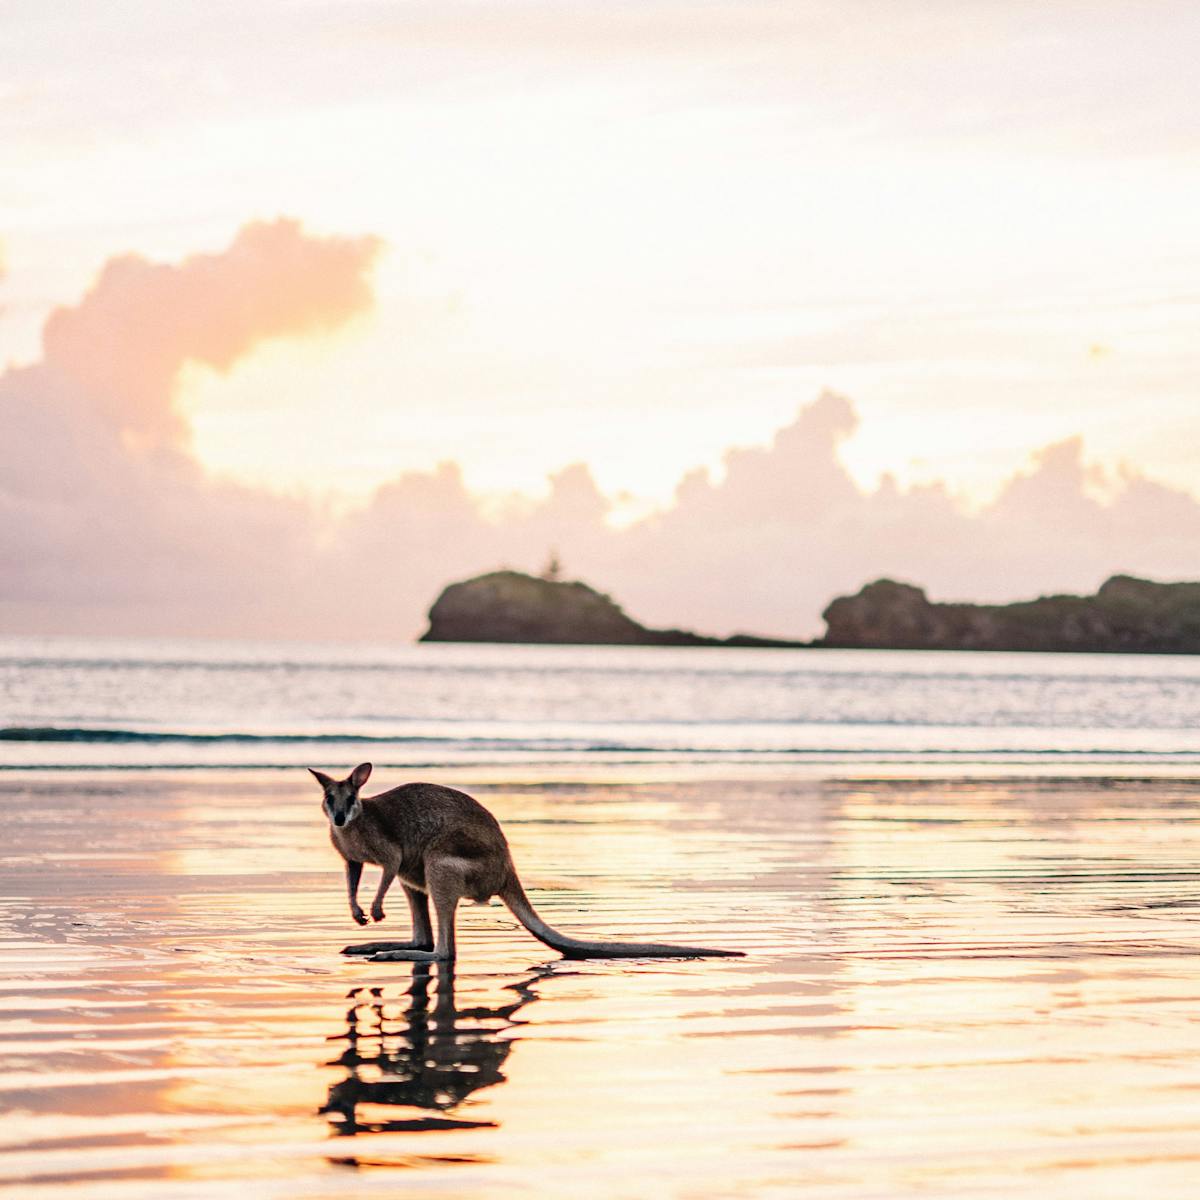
4;771;1200;1197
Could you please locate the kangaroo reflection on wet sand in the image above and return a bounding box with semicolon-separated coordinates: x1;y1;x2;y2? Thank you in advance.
321;962;551;1138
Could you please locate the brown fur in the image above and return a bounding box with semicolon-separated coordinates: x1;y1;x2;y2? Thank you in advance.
311;763;742;963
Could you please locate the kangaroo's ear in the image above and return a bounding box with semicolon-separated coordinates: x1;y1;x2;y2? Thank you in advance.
309;768;334;789
350;762;373;789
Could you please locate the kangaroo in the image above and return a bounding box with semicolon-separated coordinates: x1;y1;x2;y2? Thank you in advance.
311;763;742;962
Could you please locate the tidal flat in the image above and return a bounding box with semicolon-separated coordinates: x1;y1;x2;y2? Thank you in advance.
3;770;1200;1197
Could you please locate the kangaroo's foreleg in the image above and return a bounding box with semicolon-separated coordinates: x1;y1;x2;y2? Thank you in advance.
345;860;367;926
342;884;436;957
370;866;397;922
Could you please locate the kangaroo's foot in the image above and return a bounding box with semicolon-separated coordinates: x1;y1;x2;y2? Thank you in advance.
342;939;435;956
366;948;451;963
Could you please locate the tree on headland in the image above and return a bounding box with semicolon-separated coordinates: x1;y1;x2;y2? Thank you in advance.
540;550;563;582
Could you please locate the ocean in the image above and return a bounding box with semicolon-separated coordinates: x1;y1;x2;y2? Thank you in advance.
2;635;1199;772
6;637;1200;1197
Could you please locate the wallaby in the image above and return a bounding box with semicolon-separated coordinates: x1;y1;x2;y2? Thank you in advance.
310;763;742;962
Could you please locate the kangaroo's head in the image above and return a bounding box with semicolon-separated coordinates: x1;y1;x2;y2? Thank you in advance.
310;762;372;829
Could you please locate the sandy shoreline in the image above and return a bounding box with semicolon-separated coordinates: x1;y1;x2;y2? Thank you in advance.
4;769;1200;1197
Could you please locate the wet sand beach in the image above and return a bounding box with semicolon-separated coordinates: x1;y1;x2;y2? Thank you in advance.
4;770;1200;1197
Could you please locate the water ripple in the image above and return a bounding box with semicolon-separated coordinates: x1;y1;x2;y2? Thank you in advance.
3;774;1200;1196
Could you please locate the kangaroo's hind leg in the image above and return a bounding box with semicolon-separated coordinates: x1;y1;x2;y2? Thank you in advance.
404;885;434;948
343;885;436;957
366;858;466;963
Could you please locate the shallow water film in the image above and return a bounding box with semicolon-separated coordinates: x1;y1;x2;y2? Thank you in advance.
4;772;1200;1197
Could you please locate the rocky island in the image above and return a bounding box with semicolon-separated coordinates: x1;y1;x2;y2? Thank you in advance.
420;570;804;647
421;569;1200;654
821;575;1200;654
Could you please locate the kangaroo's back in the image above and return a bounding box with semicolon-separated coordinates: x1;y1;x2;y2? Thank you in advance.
364;781;512;875
369;781;507;844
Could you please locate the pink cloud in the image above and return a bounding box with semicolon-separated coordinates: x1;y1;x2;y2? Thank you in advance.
0;220;378;635
39;218;380;448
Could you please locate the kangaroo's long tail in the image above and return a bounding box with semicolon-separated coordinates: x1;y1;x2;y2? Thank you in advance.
499;876;743;960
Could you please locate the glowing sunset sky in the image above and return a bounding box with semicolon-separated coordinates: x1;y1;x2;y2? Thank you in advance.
3;1;1199;639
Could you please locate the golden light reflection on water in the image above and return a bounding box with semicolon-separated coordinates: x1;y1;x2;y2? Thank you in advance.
3;773;1200;1196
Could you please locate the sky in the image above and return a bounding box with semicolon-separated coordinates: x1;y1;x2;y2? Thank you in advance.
2;1;1199;640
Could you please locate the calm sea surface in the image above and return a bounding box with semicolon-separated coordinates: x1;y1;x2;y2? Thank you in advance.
3;639;1200;1196
2;636;1200;770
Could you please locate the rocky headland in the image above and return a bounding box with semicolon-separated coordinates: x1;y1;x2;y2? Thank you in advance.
820;575;1200;654
419;570;804;647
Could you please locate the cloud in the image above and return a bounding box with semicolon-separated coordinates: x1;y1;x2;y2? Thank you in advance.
593;409;1200;638
0;219;379;634
39;218;380;449
325;391;1200;641
3;220;1199;641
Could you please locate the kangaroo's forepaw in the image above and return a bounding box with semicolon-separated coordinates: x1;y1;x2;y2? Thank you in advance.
370;906;385;922
351;908;369;926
